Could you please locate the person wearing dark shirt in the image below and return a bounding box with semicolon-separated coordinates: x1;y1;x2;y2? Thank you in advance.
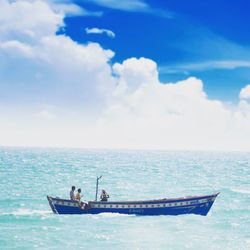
100;189;109;201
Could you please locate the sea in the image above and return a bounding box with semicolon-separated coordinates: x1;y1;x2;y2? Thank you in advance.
0;148;249;250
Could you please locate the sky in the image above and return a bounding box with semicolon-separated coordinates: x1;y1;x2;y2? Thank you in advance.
0;0;250;151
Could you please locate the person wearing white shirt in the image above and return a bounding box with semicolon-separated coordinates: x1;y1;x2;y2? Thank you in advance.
70;186;76;200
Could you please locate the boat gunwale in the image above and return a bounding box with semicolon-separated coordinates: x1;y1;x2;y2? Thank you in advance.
48;192;219;205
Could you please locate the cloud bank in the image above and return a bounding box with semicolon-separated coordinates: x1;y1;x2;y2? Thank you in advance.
1;0;250;151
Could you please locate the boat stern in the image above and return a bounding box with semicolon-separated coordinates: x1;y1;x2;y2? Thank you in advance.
47;196;57;214
47;196;88;214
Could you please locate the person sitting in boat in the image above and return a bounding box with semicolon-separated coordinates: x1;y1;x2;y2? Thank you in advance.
70;186;76;200
75;188;82;201
100;189;109;202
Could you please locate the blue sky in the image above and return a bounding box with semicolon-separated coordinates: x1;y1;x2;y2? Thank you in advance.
1;0;250;150
61;0;250;102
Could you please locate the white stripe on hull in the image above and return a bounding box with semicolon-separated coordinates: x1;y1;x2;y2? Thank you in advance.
52;197;214;209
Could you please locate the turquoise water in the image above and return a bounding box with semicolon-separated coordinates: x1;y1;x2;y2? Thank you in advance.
0;148;249;249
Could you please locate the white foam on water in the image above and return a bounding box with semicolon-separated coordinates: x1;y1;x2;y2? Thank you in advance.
1;208;52;216
92;212;134;219
231;188;250;195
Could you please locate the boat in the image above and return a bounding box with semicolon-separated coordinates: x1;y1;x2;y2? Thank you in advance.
47;177;219;216
47;193;218;216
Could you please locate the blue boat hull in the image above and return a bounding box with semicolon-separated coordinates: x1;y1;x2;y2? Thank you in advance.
47;193;219;216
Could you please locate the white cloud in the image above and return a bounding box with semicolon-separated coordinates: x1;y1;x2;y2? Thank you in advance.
160;60;250;74
86;57;250;151
83;0;148;11
82;0;173;18
112;57;158;95
1;0;250;151
0;40;34;58
85;27;115;38
49;2;103;17
0;0;101;44
0;0;115;116
239;85;250;100
0;0;63;41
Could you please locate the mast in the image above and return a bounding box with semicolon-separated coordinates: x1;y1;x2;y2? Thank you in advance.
95;176;102;201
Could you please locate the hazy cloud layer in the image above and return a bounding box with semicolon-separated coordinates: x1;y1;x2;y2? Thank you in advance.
81;0;173;18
